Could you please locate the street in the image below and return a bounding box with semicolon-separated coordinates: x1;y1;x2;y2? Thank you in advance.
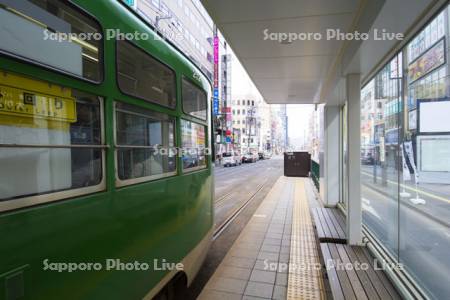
361;164;450;226
361;182;450;299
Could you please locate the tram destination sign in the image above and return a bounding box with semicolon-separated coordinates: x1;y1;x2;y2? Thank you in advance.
0;85;76;123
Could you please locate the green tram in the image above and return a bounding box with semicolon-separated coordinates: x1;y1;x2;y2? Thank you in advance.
0;0;214;299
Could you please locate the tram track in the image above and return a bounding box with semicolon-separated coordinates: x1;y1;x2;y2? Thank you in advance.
214;189;234;206
214;163;256;177
214;161;272;200
214;159;268;175
214;162;268;203
214;168;269;208
212;175;271;240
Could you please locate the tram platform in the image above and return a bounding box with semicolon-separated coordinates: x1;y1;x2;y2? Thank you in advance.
198;176;400;300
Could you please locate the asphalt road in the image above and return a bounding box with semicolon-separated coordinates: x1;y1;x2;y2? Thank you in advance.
361;181;450;299
361;164;450;225
185;156;283;299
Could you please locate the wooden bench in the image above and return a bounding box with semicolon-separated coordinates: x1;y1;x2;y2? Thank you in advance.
320;243;401;300
312;207;346;243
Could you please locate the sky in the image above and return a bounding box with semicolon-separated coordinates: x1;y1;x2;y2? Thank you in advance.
229;45;314;148
230;47;262;100
287;105;314;139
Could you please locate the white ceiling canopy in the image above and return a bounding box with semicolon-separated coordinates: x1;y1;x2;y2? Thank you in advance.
201;0;384;104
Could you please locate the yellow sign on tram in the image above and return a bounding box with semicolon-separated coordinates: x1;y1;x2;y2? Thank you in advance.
0;72;76;122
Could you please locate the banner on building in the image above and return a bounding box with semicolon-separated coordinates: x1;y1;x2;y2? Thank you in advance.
404;141;419;183
400;144;411;181
213;35;219;115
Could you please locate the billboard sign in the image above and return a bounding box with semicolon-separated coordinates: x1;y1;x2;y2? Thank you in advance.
213;35;219;115
408;39;445;83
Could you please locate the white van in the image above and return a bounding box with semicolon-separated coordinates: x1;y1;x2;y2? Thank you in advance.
222;152;241;167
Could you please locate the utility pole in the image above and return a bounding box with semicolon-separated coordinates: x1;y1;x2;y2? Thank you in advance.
247;105;255;151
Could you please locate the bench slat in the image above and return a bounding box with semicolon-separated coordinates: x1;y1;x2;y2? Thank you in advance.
352;246;396;299
324;208;346;240
361;247;401;300
312;209;326;240
313;208;347;243
336;244;369;300
330;208;346;232
344;245;380;300
321;208;340;239
328;243;357;300
314;208;400;300
316;208;333;239
321;243;345;300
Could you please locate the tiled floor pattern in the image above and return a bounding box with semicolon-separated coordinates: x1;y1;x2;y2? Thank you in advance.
198;176;294;299
287;179;325;300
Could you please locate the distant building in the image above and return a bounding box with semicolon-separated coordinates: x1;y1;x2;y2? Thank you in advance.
270;105;288;153
230;96;270;153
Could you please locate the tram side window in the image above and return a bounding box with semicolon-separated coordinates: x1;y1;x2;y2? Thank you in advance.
181;120;207;170
0;0;102;81
182;79;207;120
115;103;176;183
0;72;103;201
117;40;176;108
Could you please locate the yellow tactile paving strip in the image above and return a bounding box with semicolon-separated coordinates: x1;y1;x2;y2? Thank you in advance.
287;178;325;300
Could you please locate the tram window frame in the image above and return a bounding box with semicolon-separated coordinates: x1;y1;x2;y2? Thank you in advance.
181;76;208;120
0;89;107;213
116;40;177;109
0;0;104;83
180;119;208;172
114;102;178;187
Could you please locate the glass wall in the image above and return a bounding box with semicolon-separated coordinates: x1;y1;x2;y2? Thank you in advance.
361;53;402;258
340;102;348;207
360;6;450;299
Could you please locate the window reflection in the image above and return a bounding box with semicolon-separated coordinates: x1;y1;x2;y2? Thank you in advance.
182;79;207;120
115;103;176;182
117;40;176;108
0;73;103;201
181;120;206;170
0;0;102;81
361;6;450;298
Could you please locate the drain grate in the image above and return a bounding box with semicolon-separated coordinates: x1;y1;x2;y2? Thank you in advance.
287;178;325;300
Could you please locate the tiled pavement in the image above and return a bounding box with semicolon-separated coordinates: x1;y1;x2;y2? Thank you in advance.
198;176;295;300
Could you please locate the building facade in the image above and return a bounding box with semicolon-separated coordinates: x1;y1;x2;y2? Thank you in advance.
269;105;288;154
133;0;214;79
127;0;232;158
231;98;257;153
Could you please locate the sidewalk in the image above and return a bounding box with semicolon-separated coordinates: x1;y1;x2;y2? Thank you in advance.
198;177;324;300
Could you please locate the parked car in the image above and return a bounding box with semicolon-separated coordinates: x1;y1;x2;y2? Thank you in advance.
361;152;374;165
243;152;258;163
361;146;375;165
222;152;241;167
264;151;272;159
